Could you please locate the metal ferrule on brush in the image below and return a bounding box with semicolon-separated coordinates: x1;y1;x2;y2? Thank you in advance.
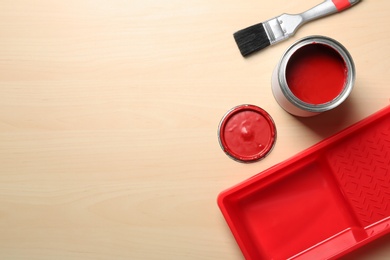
262;17;292;45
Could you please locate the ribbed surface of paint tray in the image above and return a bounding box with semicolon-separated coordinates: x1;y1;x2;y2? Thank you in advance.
218;105;390;260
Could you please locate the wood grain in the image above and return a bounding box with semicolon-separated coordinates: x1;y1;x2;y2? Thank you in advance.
0;0;389;259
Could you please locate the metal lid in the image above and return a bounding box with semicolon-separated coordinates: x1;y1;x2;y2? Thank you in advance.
218;105;276;163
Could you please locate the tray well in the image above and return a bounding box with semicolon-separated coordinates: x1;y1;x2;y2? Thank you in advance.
220;156;365;259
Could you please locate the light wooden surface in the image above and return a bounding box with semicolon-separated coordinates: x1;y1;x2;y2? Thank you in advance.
0;0;389;259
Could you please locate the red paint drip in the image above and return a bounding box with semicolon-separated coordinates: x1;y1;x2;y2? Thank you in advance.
286;43;347;105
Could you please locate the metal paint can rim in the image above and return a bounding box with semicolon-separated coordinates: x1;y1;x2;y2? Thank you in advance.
273;35;355;115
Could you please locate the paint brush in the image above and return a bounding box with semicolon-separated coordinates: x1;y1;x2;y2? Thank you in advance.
234;0;361;57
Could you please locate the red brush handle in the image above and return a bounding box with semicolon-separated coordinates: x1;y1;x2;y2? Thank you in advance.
332;0;352;11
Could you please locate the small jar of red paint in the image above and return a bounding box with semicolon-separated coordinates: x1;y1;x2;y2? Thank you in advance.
272;36;355;117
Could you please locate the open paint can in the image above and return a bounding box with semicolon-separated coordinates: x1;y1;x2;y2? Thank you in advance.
272;36;355;117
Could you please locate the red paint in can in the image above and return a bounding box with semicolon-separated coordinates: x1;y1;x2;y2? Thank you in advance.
286;43;347;105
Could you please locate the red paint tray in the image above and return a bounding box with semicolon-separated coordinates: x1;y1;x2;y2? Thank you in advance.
218;105;390;260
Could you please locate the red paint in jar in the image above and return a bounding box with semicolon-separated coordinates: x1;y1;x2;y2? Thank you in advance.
286;43;347;105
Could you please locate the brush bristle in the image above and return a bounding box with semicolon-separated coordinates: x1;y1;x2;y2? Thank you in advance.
233;23;270;57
